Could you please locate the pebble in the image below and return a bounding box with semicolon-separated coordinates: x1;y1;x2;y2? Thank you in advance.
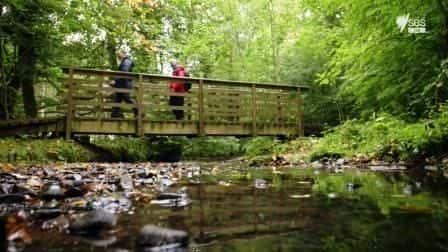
137;225;188;249
69;209;118;234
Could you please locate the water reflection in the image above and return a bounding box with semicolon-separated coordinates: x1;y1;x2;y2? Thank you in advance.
24;167;448;251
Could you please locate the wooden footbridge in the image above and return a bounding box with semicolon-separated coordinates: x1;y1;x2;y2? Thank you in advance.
0;68;310;138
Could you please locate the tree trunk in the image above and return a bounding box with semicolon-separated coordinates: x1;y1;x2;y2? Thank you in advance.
0;43;21;120
269;0;280;82
0;39;7;120
17;42;38;118
437;0;448;58
0;78;21;120
106;36;117;69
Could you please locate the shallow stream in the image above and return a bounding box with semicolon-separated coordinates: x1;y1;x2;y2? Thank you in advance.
3;163;448;251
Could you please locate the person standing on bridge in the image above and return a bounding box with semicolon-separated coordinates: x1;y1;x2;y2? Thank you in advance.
111;49;138;118
169;60;188;120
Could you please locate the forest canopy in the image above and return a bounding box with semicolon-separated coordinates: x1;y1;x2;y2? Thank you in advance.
0;0;447;124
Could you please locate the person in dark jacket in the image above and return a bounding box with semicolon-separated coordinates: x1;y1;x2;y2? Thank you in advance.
169;60;188;120
111;50;137;118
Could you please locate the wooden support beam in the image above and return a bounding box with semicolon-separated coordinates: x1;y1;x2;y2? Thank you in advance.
137;75;144;136
65;68;74;139
296;86;303;136
198;77;205;136
251;84;257;137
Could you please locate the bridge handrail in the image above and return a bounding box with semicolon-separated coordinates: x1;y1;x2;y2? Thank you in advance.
60;67;306;138
62;67;309;91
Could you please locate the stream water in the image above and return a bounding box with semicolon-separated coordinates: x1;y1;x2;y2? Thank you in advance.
5;163;448;252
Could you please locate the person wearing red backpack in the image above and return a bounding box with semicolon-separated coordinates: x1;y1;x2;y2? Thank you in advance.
169;60;189;120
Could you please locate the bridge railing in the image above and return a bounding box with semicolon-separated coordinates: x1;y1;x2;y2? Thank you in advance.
62;68;307;137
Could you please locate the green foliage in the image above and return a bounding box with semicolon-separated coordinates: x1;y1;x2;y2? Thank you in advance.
93;136;154;162
0;138;94;163
304;0;448;119
312;170;441;215
93;136;242;162
242;137;280;157
150;137;185;162
183;137;242;159
273;137;317;155
312;109;448;161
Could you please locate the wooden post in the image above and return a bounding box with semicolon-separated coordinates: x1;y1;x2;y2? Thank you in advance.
97;75;104;120
137;75;144;136
198;77;205;136
251;84;257;136
277;94;282;126
296;87;303;136
65;68;74;140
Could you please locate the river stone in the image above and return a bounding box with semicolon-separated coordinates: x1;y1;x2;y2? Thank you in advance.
335;158;345;165
424;165;438;171
311;161;323;169
64;187;85;198
14;185;37;197
0;194;25;204
346;183;362;192
42;182;65;200
69;209;117;234
0;183;14;194
33;208;63;219
81;235;117;247
120;173;134;191
137;225;188;248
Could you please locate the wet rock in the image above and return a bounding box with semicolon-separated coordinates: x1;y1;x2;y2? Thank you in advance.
14;185;37;197
66;198;89;210
33;208;63;220
0;194;25;204
120;173;133;191
9;173;27;180
1;183;15;194
335;158;345;165
142;178;155;185
290;194;311;199
151;187;191;208
137;225;188;249
347;183;362;192
188;178;201;185
403;185;413;196
89;196;132;213
354;154;369;162
254;179;268;189
424;165;438;171
6;212;32;245
81;235;117;247
44;167;56;177
218;181;232;187
64;187;85;198
369;165;407;171
61;179;84;188
137;170;156;179
46;199;60;209
69;209;117;234
42;182;65;201
41;215;69;231
160;176;174;188
327;193;337;198
131;192;153;203
26;176;42;189
311;161;323;169
334;166;344;173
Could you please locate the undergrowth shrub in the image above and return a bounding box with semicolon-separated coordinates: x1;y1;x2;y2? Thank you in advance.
311;109;448;162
